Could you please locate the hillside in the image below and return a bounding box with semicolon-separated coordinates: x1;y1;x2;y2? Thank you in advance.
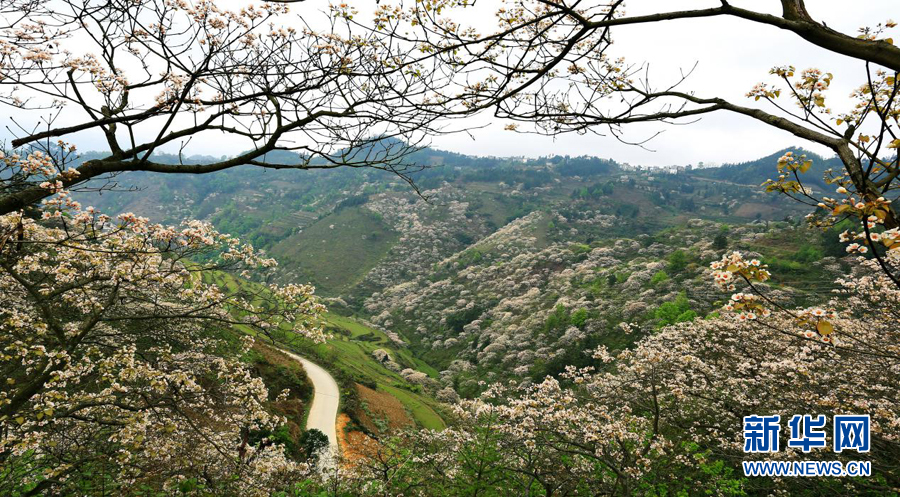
203;269;449;447
74;146;846;398
688;147;839;190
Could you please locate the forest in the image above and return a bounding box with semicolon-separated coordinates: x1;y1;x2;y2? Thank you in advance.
1;0;898;495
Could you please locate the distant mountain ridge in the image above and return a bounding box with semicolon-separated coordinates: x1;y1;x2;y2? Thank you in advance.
72;143;812;298
67;142;829;185
689;147;839;190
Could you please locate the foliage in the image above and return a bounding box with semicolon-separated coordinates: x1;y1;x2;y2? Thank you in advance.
570;308;589;329
667;249;689;273
0;191;325;494
653;293;695;327
542;304;570;334
712;231;728;250
297;429;330;465
793;243;824;263
650;270;669;285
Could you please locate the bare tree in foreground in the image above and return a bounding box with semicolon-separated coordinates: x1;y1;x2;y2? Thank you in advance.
0;0;464;215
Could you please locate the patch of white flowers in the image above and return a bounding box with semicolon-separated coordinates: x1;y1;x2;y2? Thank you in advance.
0;195;326;494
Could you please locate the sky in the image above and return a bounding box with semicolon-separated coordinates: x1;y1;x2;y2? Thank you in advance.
3;0;896;167
425;0;897;166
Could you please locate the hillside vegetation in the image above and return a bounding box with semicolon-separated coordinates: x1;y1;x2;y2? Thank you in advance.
76;146;844;400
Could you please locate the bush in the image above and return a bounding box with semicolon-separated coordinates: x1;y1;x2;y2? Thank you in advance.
667;250;689;273
653;293;694;327
569;243;591;254
571;308;589;329
650;270;669;285
794;244;823;263
298;429;330;464
712;232;728;250
543;304;571;334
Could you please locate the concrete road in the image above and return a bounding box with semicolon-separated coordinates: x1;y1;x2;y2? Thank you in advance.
281;350;340;459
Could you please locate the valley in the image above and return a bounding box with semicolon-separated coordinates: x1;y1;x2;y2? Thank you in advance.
5;2;897;493
73;145;850;435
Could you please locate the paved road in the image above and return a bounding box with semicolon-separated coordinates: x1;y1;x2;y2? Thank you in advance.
281;350;340;459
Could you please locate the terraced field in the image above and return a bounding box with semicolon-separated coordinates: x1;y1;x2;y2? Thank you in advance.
270;208;399;295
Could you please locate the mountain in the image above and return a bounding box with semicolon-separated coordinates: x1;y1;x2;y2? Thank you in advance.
72;146;848;396
688;147;840;190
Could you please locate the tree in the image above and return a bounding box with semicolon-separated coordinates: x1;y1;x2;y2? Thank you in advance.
667;249;689;273
712;231;728;250
0;188;327;494
298;429;330;466
653;292;694;327
0;0;464;216
649;269;669;285
570;308;588;329
408;0;900;284
543;304;570;334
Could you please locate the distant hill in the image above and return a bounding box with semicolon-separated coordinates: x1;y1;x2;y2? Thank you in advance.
689;148;839;191
64;143;850;395
70;144;814;298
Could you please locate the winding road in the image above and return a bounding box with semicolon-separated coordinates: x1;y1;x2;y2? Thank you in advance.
281;350;340;460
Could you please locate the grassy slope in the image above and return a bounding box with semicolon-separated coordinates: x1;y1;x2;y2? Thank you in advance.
740;226;844;302
270;208;399;295
200;270;445;430
246;342;315;449
305;313;446;430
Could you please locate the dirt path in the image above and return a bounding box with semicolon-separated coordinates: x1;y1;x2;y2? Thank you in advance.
280;350;340;460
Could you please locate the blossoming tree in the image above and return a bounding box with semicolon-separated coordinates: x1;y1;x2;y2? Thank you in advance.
0;153;328;494
0;0;464;215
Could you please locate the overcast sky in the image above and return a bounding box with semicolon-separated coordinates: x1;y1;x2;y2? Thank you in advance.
4;0;895;167
426;0;897;166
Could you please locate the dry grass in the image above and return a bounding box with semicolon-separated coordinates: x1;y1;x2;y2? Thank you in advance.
354;384;414;434
252;341;301;369
336;413;371;467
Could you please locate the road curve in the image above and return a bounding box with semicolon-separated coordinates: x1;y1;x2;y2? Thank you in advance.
281;350;340;456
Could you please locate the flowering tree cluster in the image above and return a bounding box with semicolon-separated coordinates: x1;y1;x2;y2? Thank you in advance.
336;254;900;495
0;156;327;494
364;198;807;394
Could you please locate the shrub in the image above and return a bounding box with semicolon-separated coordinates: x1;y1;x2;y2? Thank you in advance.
667;249;689;273
571;308;589;329
650;270;669;285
